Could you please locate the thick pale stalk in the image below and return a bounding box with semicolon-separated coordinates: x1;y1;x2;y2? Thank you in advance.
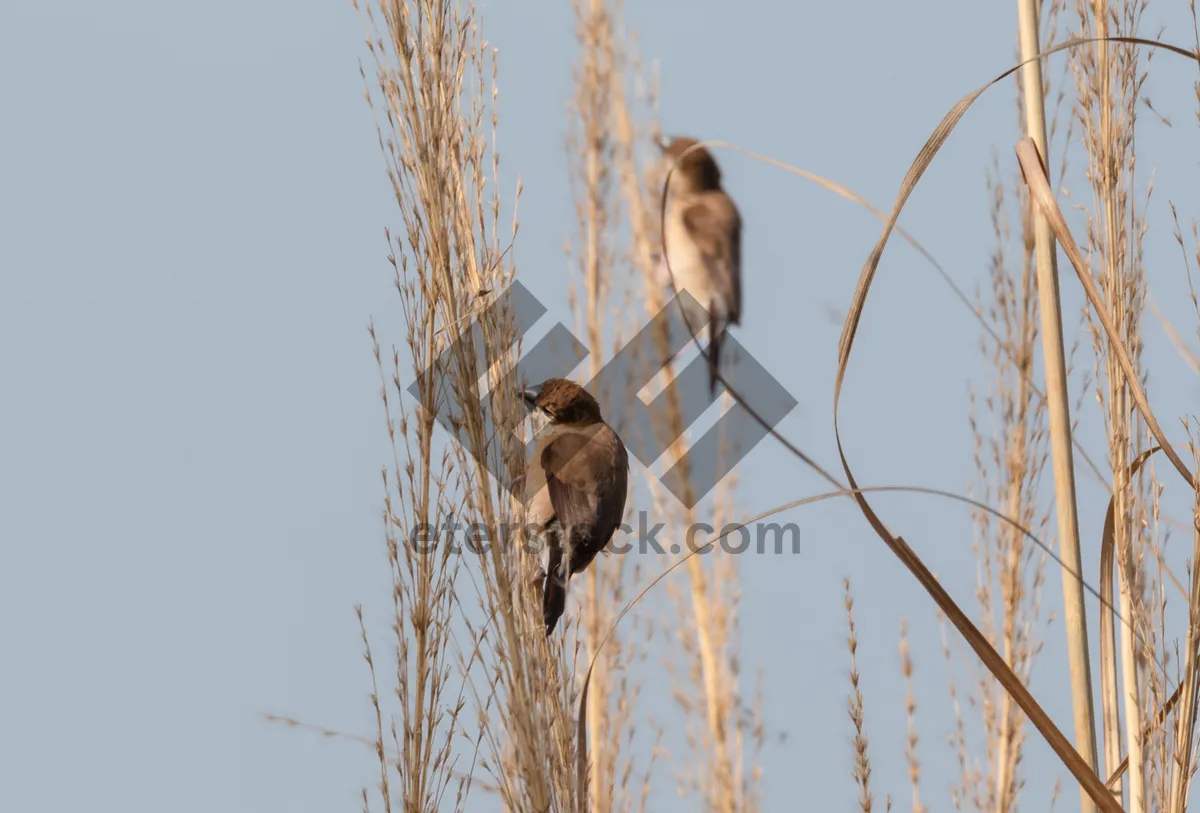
579;0;609;805
1099;538;1122;806
1167;502;1200;813
685;551;734;810
1015;3;1100;811
1115;547;1144;811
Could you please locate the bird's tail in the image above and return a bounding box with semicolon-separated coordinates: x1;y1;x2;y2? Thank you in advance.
707;307;723;396
543;545;568;636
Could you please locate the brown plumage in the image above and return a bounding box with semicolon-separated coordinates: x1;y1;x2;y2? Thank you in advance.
520;378;629;635
658;135;743;395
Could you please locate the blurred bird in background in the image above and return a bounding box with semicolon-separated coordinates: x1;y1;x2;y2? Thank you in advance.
657;135;743;395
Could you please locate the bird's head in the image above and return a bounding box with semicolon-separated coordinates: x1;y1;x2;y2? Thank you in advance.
657;134;722;193
521;378;603;425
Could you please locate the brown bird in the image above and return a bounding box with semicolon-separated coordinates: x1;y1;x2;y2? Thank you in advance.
521;378;629;635
658;135;743;395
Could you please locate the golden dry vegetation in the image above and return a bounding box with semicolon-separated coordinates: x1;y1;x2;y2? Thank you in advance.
289;0;1200;810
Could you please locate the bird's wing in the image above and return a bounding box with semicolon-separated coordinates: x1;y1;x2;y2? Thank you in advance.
543;427;630;580
540;432;602;532
681;194;742;324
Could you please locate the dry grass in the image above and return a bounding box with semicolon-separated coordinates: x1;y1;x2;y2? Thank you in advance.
306;0;1200;810
828;8;1200;809
354;0;584;809
593;15;765;809
564;1;655;809
899;619;924;813
1071;1;1155;808
950;3;1065;809
844;580;874;813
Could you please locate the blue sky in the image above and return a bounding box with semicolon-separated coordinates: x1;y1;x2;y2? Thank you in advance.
7;1;1200;811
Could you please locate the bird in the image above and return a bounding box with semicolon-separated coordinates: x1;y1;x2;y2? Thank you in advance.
657;135;743;395
520;378;629;636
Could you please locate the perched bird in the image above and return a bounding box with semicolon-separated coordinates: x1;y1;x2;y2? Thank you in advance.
658;135;743;395
521;378;629;635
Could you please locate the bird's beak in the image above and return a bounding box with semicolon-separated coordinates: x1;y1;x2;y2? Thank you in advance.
655;132;670;152
521;384;541;409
